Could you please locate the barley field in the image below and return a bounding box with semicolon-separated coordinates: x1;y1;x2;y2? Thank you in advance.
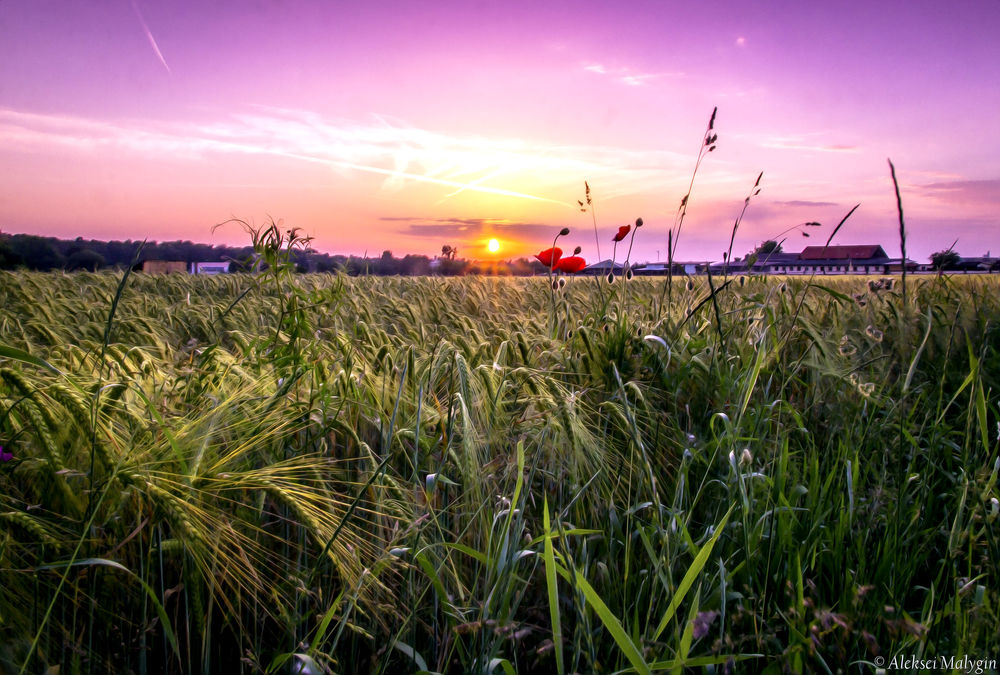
1;260;998;673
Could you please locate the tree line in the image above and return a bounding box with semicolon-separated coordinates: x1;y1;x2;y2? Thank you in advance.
0;232;548;276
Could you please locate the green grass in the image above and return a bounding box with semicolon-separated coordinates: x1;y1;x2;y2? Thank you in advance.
1;266;998;674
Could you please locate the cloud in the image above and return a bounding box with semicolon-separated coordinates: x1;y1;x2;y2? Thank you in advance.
761;137;858;153
583;62;683;86
0;106;692;204
621;73;658;86
919;179;1000;206
381;217;554;240
772;199;839;207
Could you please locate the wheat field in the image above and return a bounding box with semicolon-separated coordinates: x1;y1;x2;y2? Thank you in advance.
1;261;998;673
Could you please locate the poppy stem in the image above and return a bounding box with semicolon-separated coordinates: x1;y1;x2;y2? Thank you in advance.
547;230;565;338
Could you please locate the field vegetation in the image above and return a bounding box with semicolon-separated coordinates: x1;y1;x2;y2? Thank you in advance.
1;236;998;672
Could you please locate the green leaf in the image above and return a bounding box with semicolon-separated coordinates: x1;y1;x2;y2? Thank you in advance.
554;561;650;675
902;307;933;393
392;640;429;672
671;586;700;675
0;343;62;374
653;505;733;641
543;498;564;675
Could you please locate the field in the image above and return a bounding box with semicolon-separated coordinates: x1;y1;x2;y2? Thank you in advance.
1;259;998;673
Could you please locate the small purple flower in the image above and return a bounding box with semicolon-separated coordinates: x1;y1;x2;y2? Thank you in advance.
0;446;12;462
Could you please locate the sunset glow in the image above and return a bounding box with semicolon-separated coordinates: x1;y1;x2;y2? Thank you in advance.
488;238;500;254
1;1;998;263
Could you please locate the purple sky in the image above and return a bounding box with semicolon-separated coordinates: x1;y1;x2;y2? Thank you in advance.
1;0;998;263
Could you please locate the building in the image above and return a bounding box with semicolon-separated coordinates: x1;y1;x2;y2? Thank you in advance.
697;244;929;276
956;255;1000;272
190;261;230;275
766;245;891;275
582;259;625;275
633;262;705;276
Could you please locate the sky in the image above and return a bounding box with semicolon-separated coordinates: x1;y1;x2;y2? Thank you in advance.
1;0;998;263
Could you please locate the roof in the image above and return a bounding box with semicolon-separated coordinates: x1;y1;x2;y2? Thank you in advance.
584;259;625;271
756;252;801;264
799;245;887;260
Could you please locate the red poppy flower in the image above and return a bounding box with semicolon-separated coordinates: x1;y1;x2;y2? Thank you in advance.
535;247;562;267
612;225;631;242
554;256;587;273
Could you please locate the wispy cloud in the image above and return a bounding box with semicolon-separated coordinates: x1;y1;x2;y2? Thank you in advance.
761;136;858;153
919;179;1000;206
381;217;553;240
772;199;839;207
0;106;692;204
582;62;683;86
130;0;171;74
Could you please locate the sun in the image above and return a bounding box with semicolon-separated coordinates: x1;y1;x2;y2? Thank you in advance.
487;238;500;254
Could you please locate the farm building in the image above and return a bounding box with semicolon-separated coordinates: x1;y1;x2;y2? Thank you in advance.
191;261;230;274
706;245;909;276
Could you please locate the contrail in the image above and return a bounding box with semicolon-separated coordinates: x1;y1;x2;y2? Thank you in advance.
130;0;171;74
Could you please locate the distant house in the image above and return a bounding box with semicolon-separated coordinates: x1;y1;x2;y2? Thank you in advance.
142;260;188;274
582;259;625;275
956;255;1000;272
708;252;801;275
633;262;704;276
762;245;892;275
884;258;920;274
190;261;230;275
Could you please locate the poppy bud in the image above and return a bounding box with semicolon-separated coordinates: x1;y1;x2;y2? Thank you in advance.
606;272;615;284
559;227;570;236
686;279;694;291
635;217;643;227
574;246;582;255
625;267;633;280
558;277;566;289
552;280;559;290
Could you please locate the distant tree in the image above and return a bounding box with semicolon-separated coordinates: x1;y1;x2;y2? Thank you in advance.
10;235;63;270
65;248;105;271
441;245;457;261
0;238;23;269
401;254;430;276
930;249;961;271
755;240;783;255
